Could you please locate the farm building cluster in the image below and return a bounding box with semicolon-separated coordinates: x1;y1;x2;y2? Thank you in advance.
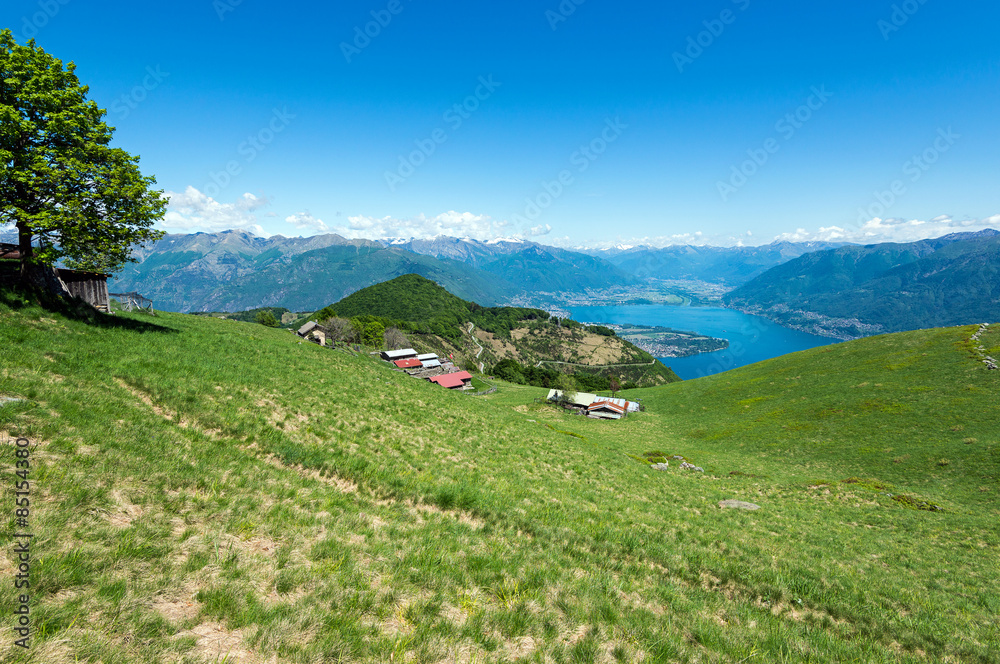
381;348;474;390
546;389;640;420
295;323;475;389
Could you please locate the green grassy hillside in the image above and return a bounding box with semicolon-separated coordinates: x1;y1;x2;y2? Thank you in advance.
1;288;997;663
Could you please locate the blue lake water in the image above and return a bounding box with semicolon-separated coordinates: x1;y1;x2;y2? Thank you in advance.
566;305;838;380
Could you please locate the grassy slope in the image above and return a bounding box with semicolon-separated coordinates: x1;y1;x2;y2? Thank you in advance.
1;290;998;663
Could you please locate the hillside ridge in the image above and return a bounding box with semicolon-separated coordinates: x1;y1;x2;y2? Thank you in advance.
316;274;681;388
724;232;1000;338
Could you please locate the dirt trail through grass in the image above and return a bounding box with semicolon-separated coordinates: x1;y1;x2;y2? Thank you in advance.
467;321;485;372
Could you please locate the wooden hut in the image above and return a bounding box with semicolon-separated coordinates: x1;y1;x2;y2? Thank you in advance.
2;244;110;311
56;269;110;312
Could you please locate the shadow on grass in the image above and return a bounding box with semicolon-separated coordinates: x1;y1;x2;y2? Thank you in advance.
0;285;178;335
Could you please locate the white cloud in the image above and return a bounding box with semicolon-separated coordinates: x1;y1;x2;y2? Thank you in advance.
285;212;328;233
528;224;552;237
570;214;1000;250
772;214;1000;244
161;187;270;234
335;211;501;241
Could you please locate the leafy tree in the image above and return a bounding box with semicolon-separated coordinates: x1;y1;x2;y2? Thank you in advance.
352;318;384;348
492;358;526;385
610;377;621;397
587;325;616;337
1;31;166;281
255;310;279;327
551;374;578;404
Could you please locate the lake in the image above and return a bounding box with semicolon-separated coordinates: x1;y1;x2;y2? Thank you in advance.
566;305;838;380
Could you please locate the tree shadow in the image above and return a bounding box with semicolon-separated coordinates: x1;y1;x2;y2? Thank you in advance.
0;285;179;334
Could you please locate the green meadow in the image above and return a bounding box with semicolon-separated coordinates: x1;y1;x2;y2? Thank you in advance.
1;290;997;663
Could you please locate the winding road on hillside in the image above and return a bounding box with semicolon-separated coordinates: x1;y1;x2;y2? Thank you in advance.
534;359;658;368
467;322;485;373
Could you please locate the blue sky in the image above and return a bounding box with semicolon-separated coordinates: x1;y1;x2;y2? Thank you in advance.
4;0;999;247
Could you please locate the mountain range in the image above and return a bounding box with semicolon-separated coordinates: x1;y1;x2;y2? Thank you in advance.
111;231;519;312
589;241;850;284
17;225;1000;336
724;230;1000;338
108;231;844;313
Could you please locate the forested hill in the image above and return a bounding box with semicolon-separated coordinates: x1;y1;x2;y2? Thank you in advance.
319;273;550;340
315;274;680;388
724;231;1000;339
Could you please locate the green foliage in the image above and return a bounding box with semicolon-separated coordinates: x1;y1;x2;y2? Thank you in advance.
323;274;548;344
892;494;943;511
492;358;526;385
351;317;385;348
573;373;610;393
0;30;166;274
192;307;291;325
491;358;615;392
254;310;279;327
840;477;893;492
586;325;616;337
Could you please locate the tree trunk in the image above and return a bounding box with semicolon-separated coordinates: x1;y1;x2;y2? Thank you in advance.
16;220;33;284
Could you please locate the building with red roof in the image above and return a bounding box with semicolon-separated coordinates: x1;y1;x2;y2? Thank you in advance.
587;400;627;420
394;358;423;369
428;371;473;389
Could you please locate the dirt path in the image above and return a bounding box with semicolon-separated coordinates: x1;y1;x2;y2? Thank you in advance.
468;322;485;373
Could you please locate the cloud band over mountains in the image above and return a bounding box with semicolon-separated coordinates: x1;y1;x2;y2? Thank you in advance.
155;187;1000;249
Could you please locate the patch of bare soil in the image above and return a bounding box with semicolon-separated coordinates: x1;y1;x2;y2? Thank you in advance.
175;622;261;662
